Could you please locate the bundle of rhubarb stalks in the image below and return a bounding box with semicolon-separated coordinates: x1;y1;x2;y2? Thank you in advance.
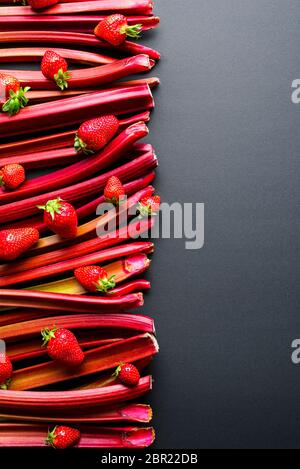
0;0;160;449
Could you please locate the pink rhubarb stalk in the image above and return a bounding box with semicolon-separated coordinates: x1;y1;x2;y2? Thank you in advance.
0;31;161;61
0;403;153;424
108;279;151;296
0;0;154;15
0;424;155;448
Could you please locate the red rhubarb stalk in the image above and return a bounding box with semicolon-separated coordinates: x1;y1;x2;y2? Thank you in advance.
0;32;161;61
108;279;151;296
3;55;154;91
0;241;154;287
29;254;151;295
0;16;159;33
0;0;154;15
0;47;114;65
10;334;158;390
0;313;155;342
0;151;157;223
0;172;155;234
0;425;155;448
0;84;154;138
0;122;148;204
0;403;153;424
0;289;143;313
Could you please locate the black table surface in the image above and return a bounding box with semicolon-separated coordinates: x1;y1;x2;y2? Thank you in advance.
2;0;300;452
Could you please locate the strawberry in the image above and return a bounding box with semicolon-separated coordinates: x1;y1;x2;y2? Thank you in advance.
46;426;81;450
29;0;59;9
42;328;85;367
0;73;30;116
37;198;78;239
74;265;116;293
74;115;119;155
114;363;140;387
0;164;25;190
41;50;71;91
0;227;39;261
94;14;143;46
104;176;126;205
0;353;13;390
138;195;161;218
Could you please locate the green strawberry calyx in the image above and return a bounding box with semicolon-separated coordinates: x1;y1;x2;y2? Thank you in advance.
45;426;58;448
74;134;95;155
96;274;116;293
0;379;11;391
41;327;58;347
37;198;63;221
54;68;71;91
120;23;143;39
113;364;123;378
138;201;159;219
2;86;31;117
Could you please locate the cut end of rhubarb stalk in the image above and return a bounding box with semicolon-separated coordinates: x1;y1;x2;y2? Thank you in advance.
120;404;153;423
123;427;155;448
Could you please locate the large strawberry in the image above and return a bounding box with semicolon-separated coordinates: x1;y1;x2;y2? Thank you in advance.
74;115;119;155
0;353;13;390
37;198;78;239
46;426;81;449
138;195;161;218
104;176;126;205
114;363;140;387
29;0;59;9
0;164;26;190
0;73;30;116
94;14;143;46
41;50;71;91
42;328;85;367
74;266;116;293
0;227;39;261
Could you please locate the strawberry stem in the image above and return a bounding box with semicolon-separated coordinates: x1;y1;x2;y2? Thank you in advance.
2;86;30;116
0;379;11;391
41;327;57;346
74;134;95;155
45;426;58;448
97;274;116;293
37;198;62;221
121;23;143;39
54;68;71;91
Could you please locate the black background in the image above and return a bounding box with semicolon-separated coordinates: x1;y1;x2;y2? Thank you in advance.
3;0;300;453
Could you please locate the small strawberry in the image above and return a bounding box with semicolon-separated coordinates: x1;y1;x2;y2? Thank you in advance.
114;363;140;387
94;14;143;46
138;195;161;218
42;328;85;367
74;266;116;293
0;164;25;190
74;115;119;155
0;227;39;261
0;73;30;116
37;198;78;239
104;176;126;205
0;353;13;390
41;50;71;91
46;426;81;450
29;0;59;9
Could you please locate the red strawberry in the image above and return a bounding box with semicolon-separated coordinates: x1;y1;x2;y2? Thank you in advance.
46;426;81;450
104;176;126;205
75;115;119;155
0;73;30;116
29;0;59;9
0;164;25;190
41;50;71;91
138;195;161;218
74;265;116;293
37;198;78;239
42;328;85;367
0;227;39;261
94;14;142;46
114;363;140;387
0;354;13;390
